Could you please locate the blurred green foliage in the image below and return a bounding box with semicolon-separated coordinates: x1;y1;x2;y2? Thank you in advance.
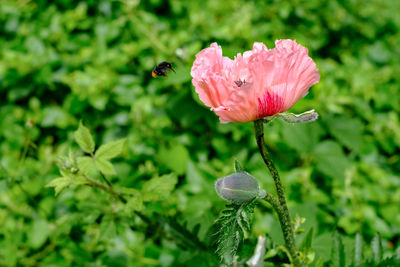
0;0;399;266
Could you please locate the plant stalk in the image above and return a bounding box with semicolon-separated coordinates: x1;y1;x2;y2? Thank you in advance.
82;172;208;251
83;174;127;204
90;152;113;188
254;120;302;266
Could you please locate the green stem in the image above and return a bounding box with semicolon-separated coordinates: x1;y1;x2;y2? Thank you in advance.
83;173;155;227
82;173;209;252
82;169;157;226
83;174;127;204
90;152;113;188
263;192;280;212
254;120;302;267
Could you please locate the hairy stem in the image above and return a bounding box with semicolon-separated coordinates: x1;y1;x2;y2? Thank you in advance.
262;192;280;212
254;120;302;267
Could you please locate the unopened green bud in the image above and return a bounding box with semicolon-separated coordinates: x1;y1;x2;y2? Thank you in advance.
215;172;266;205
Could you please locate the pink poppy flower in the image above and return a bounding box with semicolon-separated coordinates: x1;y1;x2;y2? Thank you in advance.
190;39;320;123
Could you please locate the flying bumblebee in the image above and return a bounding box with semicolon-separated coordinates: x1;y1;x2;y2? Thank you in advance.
152;61;175;78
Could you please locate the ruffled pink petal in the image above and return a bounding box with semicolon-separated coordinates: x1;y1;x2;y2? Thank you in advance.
190;40;320;123
220;81;259;123
272;39;320;110
191;43;234;109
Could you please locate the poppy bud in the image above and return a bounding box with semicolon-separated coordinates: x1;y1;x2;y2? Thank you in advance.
215;172;266;205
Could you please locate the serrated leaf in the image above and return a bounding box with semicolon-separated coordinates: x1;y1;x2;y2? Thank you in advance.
95;138;126;160
74;121;95;153
331;232;345;267
157;215;207;250
234;159;244;172
215;202;255;264
99;219;116;241
95;158;116;175
371;233;382;263
119;187;140;195
127;195;144;211
142;174;177;202
77;156;95;175
59;168;70;178
73;175;89;186
354;232;363;266
46;177;72;196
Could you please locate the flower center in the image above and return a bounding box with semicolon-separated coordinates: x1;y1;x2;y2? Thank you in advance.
257;91;284;118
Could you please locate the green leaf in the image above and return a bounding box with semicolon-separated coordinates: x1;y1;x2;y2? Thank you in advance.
215;202;255;264
282;122;324;153
371;233;382;263
331;232;345;267
157;215;207;250
354;232;363;266
300;227;314;252
99;219;117;241
299;228;315;264
77;156;96;175
234;159;244;172
127;195;144;211
313;141;350;179
142;174;178;202
158;143;189;175
46;177;72;196
27;219;48;249
184;160;207;194
95;138;126;160
74;121;95;153
95;158;116;175
326;115;364;153
370;256;400;266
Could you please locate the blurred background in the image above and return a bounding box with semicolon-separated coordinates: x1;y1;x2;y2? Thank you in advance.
0;0;399;266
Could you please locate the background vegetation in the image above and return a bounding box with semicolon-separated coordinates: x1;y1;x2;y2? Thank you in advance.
0;0;399;266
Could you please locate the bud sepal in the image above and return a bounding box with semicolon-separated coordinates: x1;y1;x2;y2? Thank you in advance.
263;109;319;124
